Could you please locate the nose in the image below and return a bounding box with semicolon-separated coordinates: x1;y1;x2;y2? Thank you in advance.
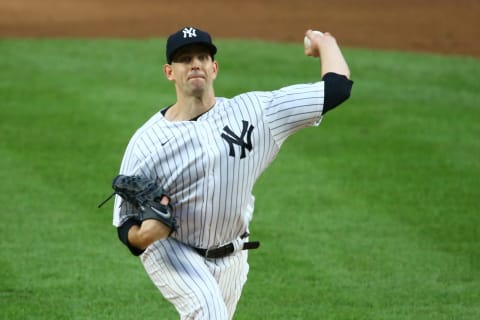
191;57;202;69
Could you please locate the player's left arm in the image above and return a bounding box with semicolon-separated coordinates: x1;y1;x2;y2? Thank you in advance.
116;196;172;255
123;196;172;250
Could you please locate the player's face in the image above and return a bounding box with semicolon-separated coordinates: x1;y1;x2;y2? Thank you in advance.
165;45;218;96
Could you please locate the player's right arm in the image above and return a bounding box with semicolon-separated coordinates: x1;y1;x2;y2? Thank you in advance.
304;29;350;79
304;29;353;115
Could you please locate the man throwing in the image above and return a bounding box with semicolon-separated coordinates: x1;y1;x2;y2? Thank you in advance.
111;26;353;319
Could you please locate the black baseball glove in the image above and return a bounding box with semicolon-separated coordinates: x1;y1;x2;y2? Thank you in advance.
99;175;177;232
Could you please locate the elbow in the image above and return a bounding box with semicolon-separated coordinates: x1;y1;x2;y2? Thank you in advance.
117;219;145;256
338;81;352;103
322;72;353;114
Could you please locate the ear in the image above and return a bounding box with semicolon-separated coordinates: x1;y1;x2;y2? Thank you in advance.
163;64;174;81
211;60;219;79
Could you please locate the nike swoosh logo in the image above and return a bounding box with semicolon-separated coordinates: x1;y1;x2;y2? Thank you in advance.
161;138;172;146
151;206;171;218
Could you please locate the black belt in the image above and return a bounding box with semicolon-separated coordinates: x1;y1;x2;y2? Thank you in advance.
194;239;260;259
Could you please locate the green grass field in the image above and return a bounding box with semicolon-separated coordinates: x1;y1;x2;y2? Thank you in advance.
1;38;479;319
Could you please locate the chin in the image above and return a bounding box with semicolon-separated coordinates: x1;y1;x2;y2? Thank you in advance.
189;83;207;94
189;86;205;96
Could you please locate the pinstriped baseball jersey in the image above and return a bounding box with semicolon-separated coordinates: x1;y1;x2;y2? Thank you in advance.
113;81;325;249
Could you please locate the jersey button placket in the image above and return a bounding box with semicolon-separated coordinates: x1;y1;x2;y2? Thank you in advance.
195;124;215;195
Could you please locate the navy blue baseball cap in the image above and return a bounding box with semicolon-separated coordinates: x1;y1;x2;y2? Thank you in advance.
166;27;217;64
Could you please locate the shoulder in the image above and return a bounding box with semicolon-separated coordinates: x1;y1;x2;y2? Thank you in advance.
125;110;170;152
134;110;166;135
273;82;324;98
222;82;324;104
212;83;323;118
119;109;172;173
215;91;271;111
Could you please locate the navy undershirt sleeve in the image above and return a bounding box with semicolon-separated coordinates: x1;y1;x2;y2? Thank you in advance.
322;72;353;114
117;218;145;256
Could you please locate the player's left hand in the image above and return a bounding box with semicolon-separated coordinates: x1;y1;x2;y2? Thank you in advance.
99;174;178;234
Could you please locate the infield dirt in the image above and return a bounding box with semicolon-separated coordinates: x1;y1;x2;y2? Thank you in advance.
0;0;478;57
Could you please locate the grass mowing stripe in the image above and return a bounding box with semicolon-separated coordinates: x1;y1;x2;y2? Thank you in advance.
1;39;479;319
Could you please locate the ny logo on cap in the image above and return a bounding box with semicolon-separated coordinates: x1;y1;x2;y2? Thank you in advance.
182;27;197;38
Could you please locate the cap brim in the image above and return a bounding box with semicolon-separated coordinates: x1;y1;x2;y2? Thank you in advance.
168;42;217;63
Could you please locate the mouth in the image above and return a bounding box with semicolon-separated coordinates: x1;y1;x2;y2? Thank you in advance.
188;74;205;80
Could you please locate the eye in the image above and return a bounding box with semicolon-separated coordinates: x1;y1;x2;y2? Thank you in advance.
175;55;192;63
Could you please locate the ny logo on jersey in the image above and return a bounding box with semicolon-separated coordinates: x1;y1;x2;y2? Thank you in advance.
221;120;254;159
182;27;197;38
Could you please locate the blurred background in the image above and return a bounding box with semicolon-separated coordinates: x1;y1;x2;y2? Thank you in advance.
1;0;479;57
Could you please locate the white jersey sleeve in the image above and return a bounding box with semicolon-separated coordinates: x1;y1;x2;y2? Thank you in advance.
260;81;324;146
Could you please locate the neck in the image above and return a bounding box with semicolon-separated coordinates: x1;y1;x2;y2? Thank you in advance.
166;95;216;121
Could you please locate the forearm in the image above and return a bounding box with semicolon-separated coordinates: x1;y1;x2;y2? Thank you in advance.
127;220;171;250
319;38;350;79
304;30;351;79
117;218;171;256
117;194;173;254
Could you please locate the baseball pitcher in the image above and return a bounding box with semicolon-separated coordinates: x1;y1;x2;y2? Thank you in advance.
100;26;353;319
